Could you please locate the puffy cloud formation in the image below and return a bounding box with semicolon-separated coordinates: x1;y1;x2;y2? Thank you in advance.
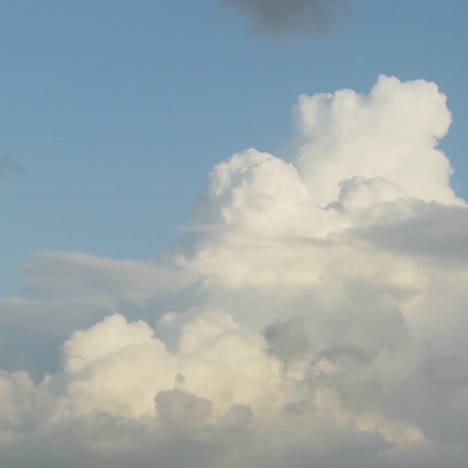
294;75;460;206
224;0;348;38
1;76;468;467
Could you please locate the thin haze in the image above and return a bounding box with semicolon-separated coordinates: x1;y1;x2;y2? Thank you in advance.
0;156;20;178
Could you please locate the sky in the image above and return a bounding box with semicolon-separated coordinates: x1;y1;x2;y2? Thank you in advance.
1;1;468;467
1;0;468;293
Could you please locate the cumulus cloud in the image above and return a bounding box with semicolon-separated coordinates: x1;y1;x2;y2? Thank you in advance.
294;75;460;206
224;0;348;38
1;75;468;466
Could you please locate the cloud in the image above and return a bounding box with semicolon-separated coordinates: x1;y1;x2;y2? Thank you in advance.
264;317;310;362
1;75;468;466
224;0;348;38
294;75;459;206
357;202;468;263
23;251;197;304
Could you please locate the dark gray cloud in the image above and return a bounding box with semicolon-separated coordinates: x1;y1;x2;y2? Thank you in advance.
224;0;348;38
385;354;468;446
264;317;309;362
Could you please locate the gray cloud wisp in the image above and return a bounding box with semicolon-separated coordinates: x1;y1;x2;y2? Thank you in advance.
224;0;348;38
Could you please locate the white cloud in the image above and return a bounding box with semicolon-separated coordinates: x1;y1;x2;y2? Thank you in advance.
1;75;468;466
294;75;461;206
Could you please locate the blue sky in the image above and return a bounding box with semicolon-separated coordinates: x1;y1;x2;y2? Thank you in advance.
1;0;467;295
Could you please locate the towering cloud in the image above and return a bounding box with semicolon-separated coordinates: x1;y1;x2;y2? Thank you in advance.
224;0;348;38
294;75;458;206
1;76;467;467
